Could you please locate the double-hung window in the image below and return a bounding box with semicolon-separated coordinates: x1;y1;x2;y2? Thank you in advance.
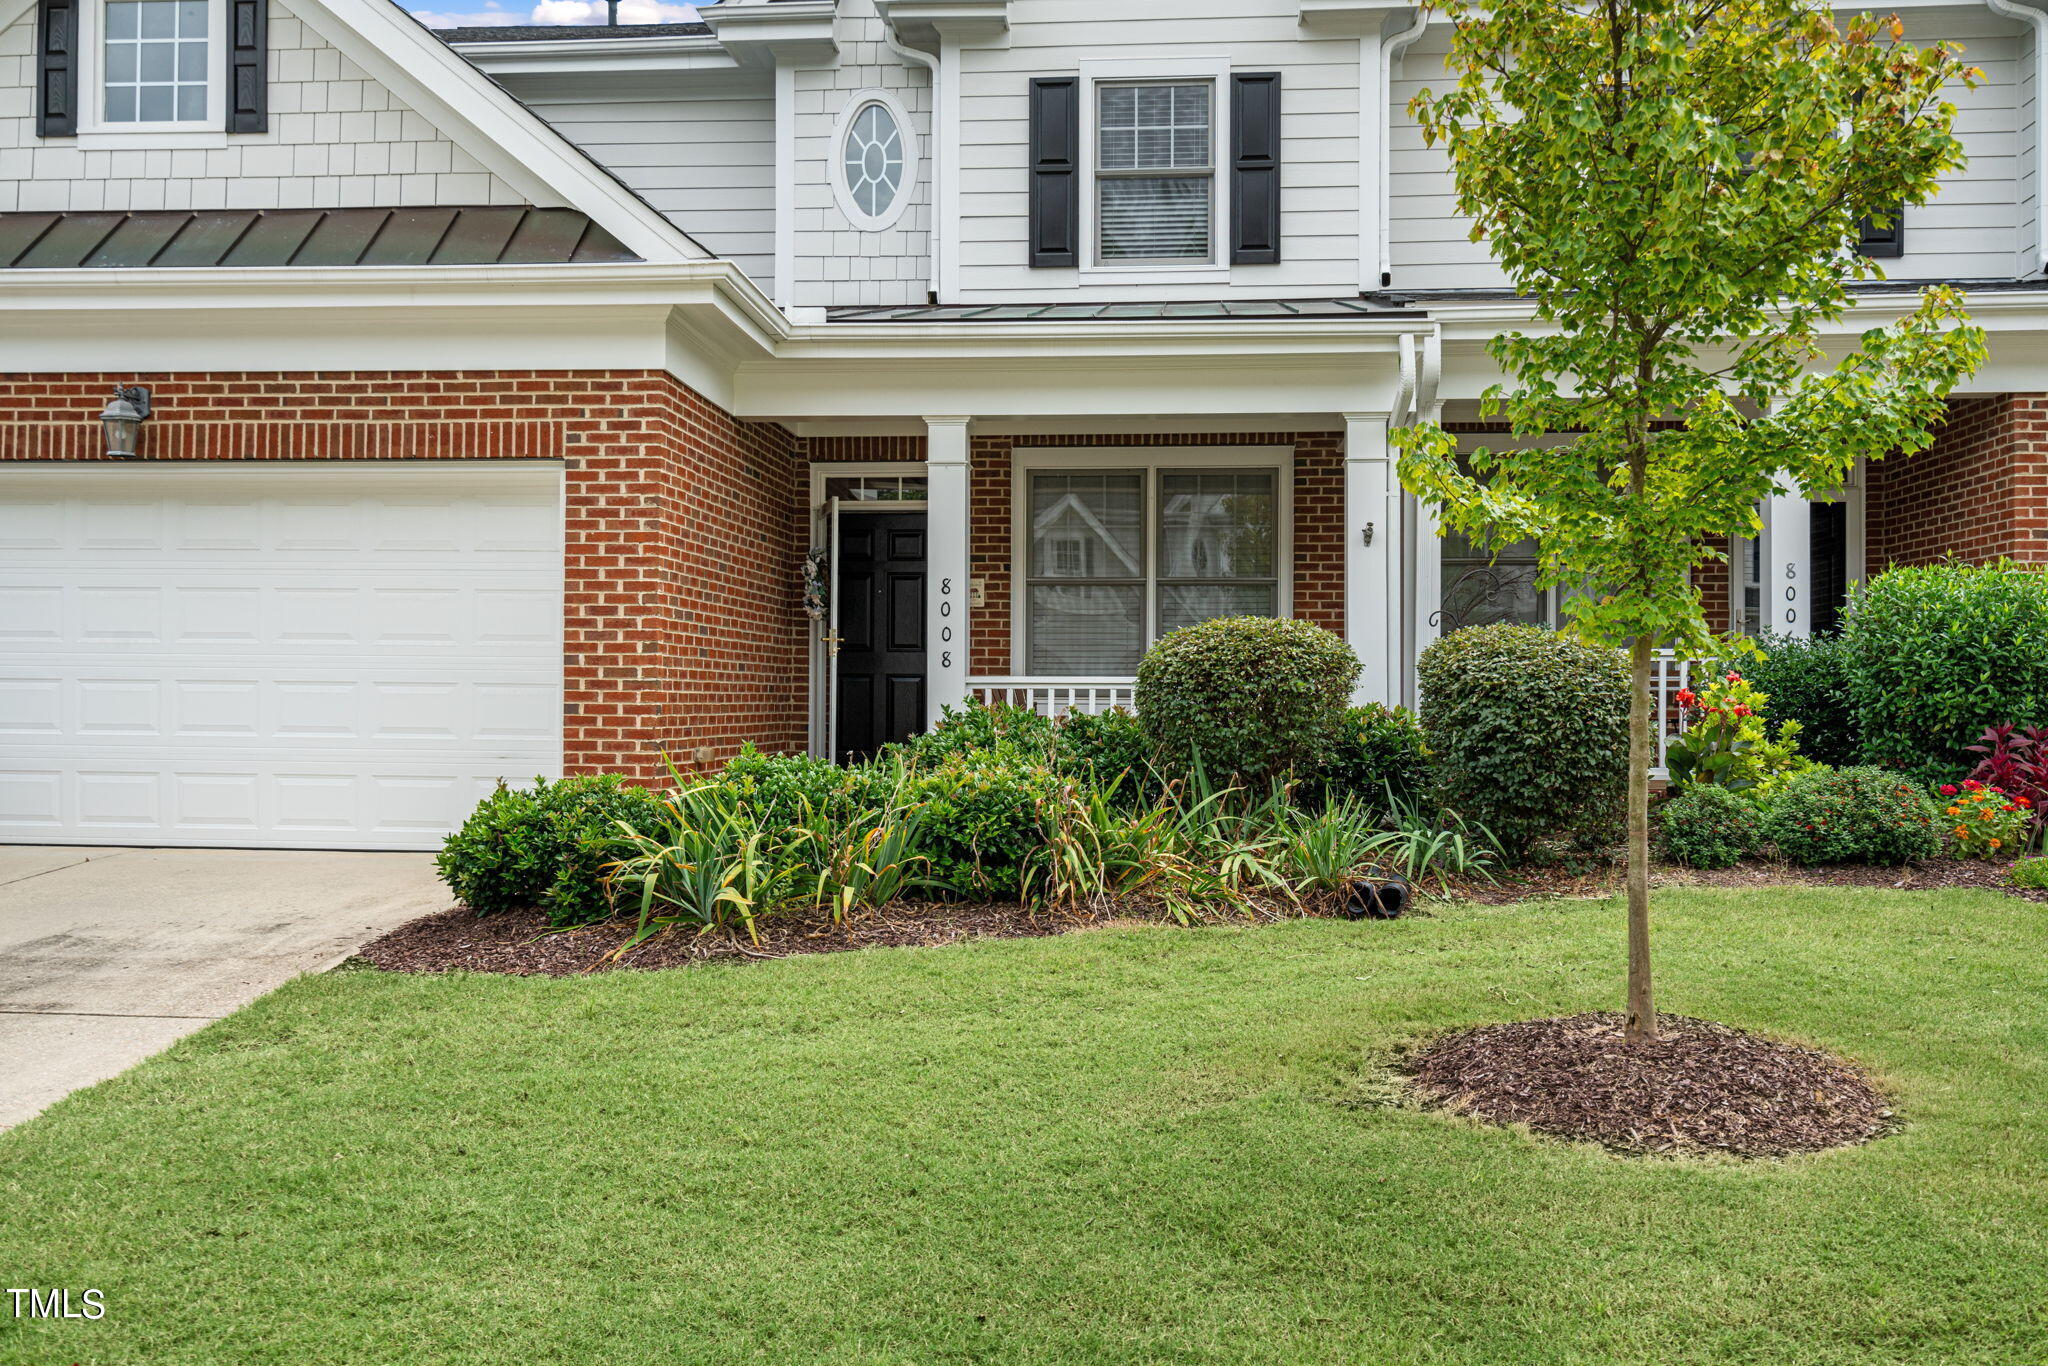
1024;461;1282;675
1095;81;1214;263
99;0;210;124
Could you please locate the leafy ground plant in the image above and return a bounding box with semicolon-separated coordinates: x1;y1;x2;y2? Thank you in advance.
3;889;2043;1365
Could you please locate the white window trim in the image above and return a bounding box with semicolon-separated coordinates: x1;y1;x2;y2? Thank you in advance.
75;0;228;145
830;87;919;233
1077;56;1232;284
1008;445;1295;674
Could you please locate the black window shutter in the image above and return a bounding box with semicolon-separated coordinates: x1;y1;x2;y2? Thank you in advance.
1231;71;1282;265
228;0;268;133
1028;76;1080;268
1857;205;1904;259
36;0;77;138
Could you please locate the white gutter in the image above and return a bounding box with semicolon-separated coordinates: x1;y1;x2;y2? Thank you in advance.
884;29;944;301
1377;8;1431;290
1985;0;2048;275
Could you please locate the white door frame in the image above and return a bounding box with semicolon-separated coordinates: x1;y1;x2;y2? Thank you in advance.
806;462;931;758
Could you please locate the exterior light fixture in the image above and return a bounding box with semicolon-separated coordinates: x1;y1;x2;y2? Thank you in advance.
99;385;151;458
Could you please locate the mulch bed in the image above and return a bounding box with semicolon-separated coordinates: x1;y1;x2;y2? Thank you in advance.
1406;1012;1893;1157
355;900;1117;976
1450;856;2046;905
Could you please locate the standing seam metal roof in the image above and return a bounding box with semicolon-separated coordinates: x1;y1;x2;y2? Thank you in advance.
0;206;641;269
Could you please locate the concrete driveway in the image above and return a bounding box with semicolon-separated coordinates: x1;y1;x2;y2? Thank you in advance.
0;846;448;1129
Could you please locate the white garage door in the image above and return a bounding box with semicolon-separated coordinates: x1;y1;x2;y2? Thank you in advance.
1;463;564;851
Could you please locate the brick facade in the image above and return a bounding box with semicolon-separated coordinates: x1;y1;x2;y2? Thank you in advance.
801;430;1346;676
0;370;810;777
1866;394;2048;574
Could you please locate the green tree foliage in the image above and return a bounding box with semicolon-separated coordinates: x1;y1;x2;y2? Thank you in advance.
1393;0;1984;1037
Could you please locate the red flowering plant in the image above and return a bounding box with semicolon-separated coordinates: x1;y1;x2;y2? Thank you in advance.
1963;724;2048;834
1664;671;1811;798
1939;779;2033;859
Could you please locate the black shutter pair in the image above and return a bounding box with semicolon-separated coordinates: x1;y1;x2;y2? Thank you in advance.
35;0;266;136
1028;71;1282;268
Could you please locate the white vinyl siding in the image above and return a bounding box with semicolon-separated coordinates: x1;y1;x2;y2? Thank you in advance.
509;75;776;292
957;0;1361;301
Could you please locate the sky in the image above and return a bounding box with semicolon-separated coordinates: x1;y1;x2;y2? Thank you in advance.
410;0;700;28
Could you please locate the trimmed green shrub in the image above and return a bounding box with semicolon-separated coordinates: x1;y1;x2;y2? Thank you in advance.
1135;616;1360;780
1845;561;2048;782
714;744;895;829
1727;631;1861;767
906;746;1060;898
883;700;1055;767
1416;623;1630;858
2008;856;2048;890
1322;703;1432;805
1052;707;1158;792
1658;785;1761;869
437;774;668;926
1763;765;1943;866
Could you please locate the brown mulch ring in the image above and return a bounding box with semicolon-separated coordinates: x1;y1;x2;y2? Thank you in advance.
1407;1012;1893;1158
1448;855;2045;905
356;900;1135;976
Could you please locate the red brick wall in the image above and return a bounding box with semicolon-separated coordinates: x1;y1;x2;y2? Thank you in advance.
1866;394;2048;574
798;432;1346;675
0;370;808;776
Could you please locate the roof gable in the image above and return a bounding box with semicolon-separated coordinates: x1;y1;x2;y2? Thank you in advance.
0;0;705;263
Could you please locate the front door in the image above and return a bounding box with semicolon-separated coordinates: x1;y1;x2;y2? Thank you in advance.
834;511;927;762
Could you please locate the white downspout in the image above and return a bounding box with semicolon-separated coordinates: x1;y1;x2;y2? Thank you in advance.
885;30;943;300
1984;0;2048;274
1377;8;1431;290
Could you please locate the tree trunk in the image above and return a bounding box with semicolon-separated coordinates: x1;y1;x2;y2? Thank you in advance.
1625;634;1656;1043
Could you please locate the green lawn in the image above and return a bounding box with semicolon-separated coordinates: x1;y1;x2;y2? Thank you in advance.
2;888;2044;1365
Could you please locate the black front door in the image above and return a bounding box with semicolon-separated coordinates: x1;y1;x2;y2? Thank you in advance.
835;511;927;762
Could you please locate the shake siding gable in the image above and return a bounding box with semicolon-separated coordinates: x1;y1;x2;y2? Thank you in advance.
0;0;525;215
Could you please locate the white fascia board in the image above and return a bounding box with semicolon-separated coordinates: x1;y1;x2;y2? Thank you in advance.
0;260;778;328
703;0;840;65
1424;290;2048;338
733;351;1414;422
875;0;1011;47
777;316;1421;361
289;0;706;264
451;35;739;78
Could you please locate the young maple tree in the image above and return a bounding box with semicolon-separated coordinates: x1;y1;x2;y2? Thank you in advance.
1394;0;1987;1041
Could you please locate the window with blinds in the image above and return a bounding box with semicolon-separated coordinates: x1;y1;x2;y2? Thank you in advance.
1096;81;1214;263
1025;467;1278;675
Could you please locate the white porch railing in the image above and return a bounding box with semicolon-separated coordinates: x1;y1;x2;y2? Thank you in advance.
971;651;1693;775
968;677;1136;719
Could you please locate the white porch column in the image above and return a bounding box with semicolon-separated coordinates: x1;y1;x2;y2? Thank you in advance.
925;416;973;727
1765;483;1813;639
1344;413;1403;705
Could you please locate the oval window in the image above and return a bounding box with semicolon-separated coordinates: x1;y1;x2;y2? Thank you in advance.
839;99;908;227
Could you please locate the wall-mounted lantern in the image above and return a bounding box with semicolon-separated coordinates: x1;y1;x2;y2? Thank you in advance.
99;385;152;458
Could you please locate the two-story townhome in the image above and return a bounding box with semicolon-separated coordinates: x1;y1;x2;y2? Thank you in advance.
0;0;2042;851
